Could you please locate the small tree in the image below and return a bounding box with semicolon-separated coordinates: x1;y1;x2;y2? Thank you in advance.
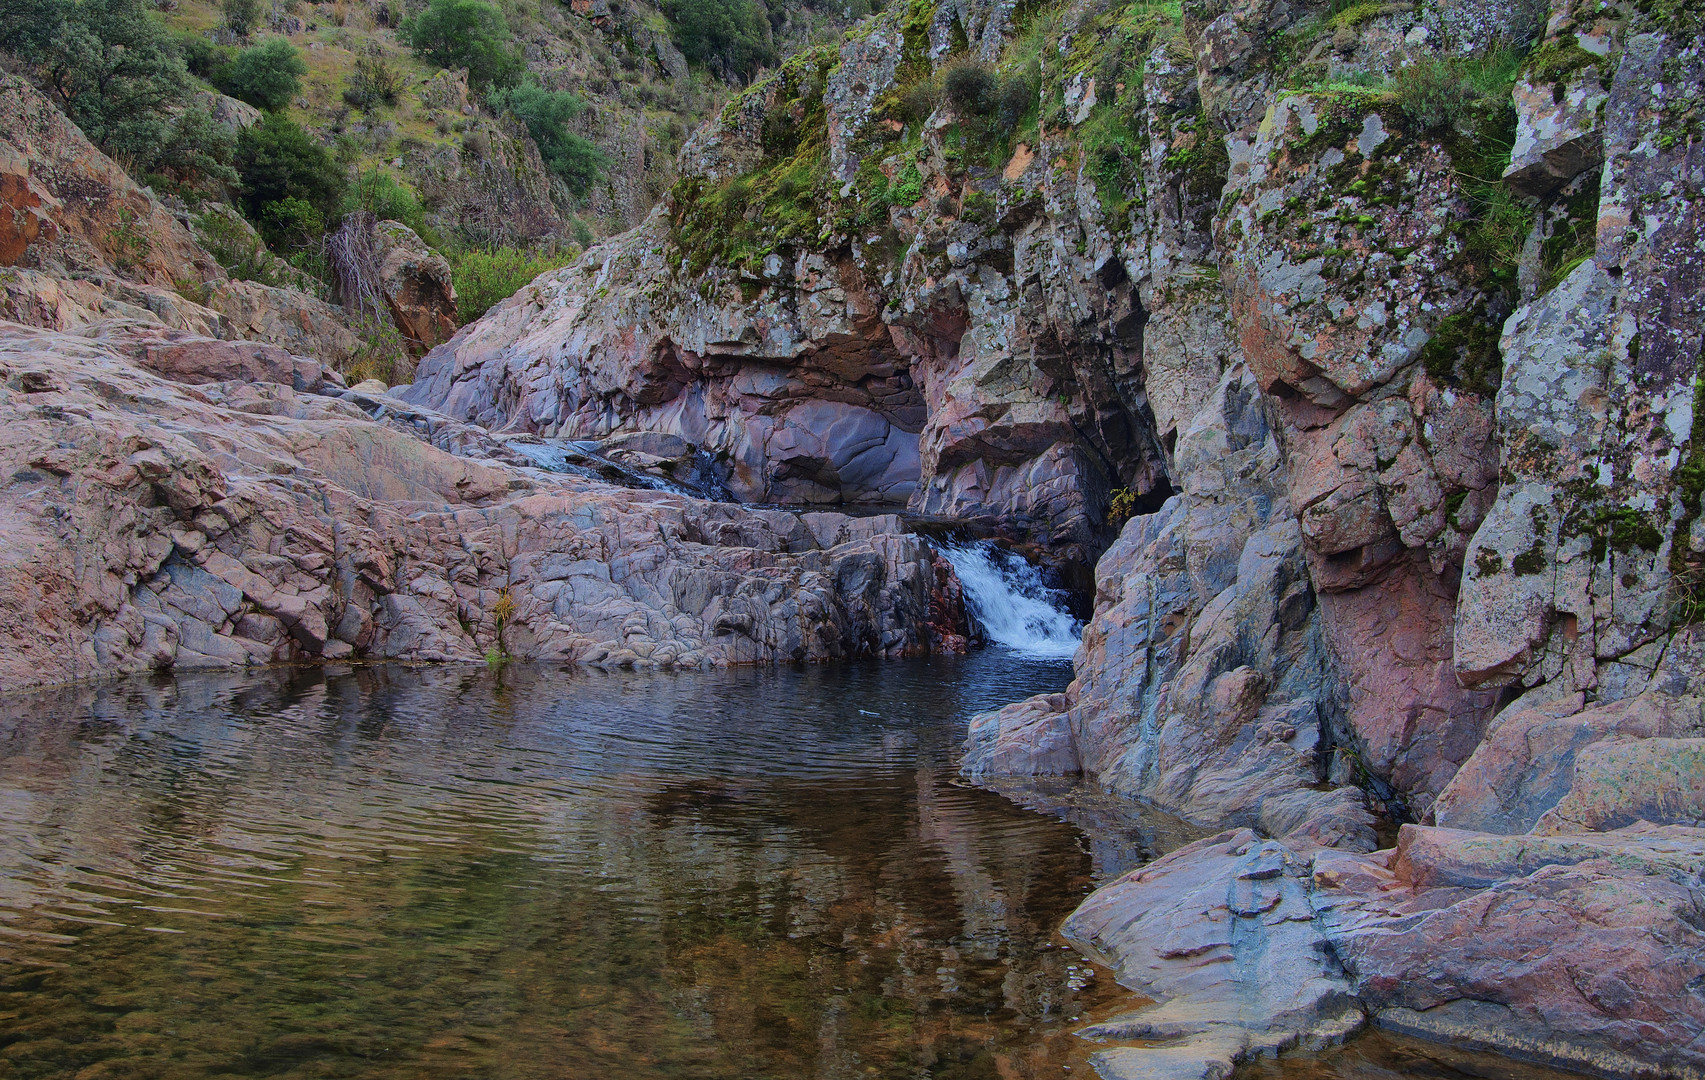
489;83;609;195
235;112;346;248
403;0;523;91
222;0;261;37
662;0;776;82
223;38;306;111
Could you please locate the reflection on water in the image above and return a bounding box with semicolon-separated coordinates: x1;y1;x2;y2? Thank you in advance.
0;653;1149;1080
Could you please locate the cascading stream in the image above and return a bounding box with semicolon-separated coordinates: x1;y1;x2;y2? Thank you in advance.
940;541;1083;658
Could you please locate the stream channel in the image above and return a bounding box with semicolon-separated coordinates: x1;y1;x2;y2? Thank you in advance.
0;543;1594;1080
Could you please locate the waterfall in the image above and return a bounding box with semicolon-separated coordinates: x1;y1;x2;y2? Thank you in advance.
940;541;1082;658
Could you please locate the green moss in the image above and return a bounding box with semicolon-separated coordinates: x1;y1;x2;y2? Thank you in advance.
1419;310;1504;396
1474;547;1504;576
1445;489;1469;529
1539;173;1600;292
670;47;840;276
1512;544;1548;575
1669;353;1705;622
1523;35;1606;95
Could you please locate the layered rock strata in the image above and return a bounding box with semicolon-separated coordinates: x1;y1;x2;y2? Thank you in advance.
0;321;967;692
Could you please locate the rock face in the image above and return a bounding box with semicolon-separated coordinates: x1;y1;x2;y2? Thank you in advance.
0;73;365;368
373;220;459;354
1065;829;1365;1080
1314;824;1705;1080
0;321;968;692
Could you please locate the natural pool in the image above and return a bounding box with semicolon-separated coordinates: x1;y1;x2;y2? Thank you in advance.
0;653;1146;1079
0;655;1599;1080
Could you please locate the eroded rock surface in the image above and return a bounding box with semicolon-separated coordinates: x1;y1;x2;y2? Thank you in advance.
0;321;967;692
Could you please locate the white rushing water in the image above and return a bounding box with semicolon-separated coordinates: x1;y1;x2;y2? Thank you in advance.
940;541;1083;658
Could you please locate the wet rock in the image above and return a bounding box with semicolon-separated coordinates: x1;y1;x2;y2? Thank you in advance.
1065;829;1366;1080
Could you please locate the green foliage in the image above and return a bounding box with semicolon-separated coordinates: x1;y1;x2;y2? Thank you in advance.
670;45;836;274
0;0;239;190
489;83;610;195
235;112;346;249
345;169;428;236
222;0;260;37
1670;358;1705;623
222;38;306;111
943;61;998;115
1108;488;1136;521
662;0;777;82
403;0;523;91
259;195;326;252
176;31;234;80
342;55;404;111
1393;47;1526;131
448;245;575;323
1418;310;1503;396
197;207;289;285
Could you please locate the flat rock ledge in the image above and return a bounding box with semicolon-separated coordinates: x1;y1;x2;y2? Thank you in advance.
0;320;971;693
1062;823;1705;1080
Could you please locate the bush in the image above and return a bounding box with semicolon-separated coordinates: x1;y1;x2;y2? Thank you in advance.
144;107;240;190
222;0;261;36
344;169;429;236
489;83;610;195
1393;47;1525;132
235;112;346;248
403;0;523;91
176;31;234;80
259;195;326;251
222;38;306;111
662;0;776;82
342;55;404;111
943;61;997;116
448;245;575;323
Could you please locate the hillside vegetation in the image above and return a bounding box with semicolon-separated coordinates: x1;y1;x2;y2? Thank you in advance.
0;0;864;366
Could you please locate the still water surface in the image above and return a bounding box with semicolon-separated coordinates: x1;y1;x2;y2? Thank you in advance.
0;653;1154;1080
0;655;1598;1080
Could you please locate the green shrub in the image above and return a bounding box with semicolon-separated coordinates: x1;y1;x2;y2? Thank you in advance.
489;82;610;195
344;169;429;236
145;107;240;191
448;245;576;323
1393;47;1525;131
403;0;523;91
662;0;777;82
176;31;234;80
943;61;998;115
3;0;194;158
342;55;404;111
235;112;346;248
222;0;261;36
259;195;325;252
222;38;307;111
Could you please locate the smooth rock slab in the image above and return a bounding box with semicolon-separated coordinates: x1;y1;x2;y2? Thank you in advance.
1064;829;1365;1080
1313;823;1705;1080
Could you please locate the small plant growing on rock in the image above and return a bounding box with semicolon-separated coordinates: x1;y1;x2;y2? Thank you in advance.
110;207;150;272
1108;487;1137;522
488;586;517;663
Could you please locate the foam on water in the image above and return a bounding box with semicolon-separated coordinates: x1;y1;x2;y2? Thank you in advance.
941;540;1082;658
